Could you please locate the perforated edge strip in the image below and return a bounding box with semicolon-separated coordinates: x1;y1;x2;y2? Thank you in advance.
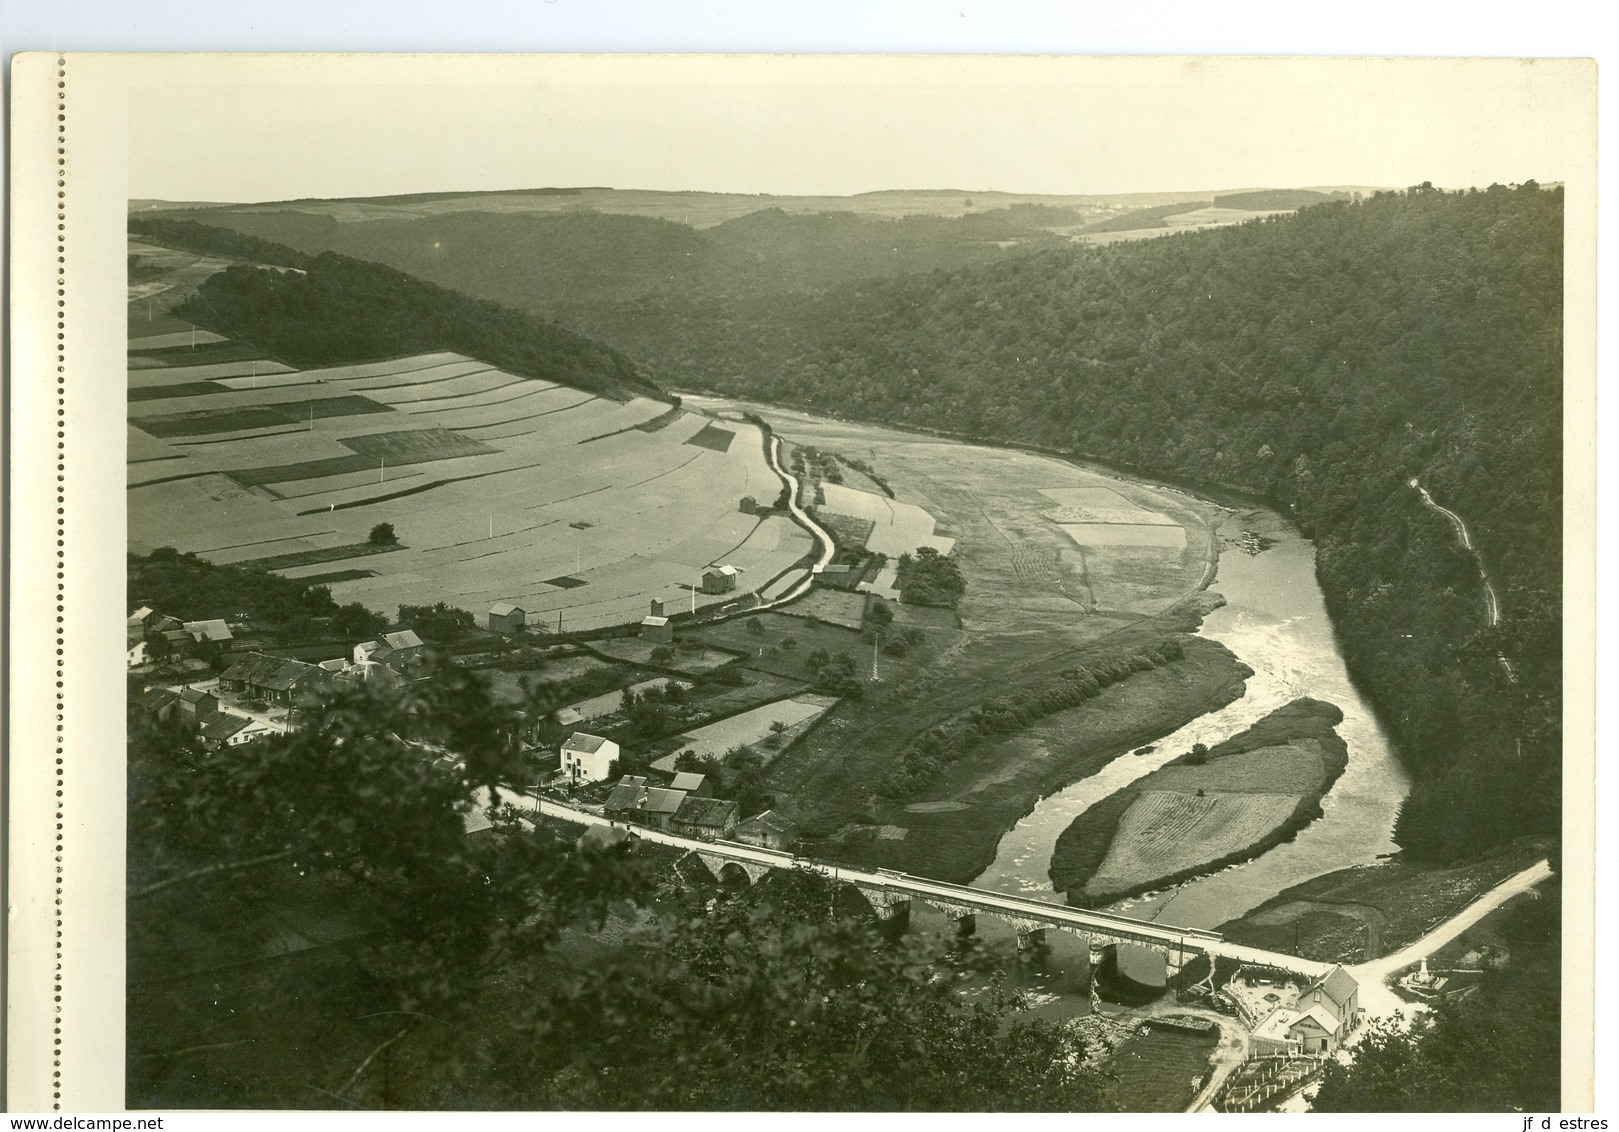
54;53;68;1111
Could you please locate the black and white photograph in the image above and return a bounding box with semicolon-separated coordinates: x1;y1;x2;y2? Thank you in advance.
4;45;1598;1116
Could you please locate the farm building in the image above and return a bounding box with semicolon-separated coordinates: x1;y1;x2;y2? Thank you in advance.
177;686;218;719
701;565;739;594
183;619;234;644
127;640;150;668
670;796;739;842
734;809;798;851
488;602;526;635
383;629;424;659
641;599;674;643
218;652;322;705
555;706;585;728
668;771;712;797
604;780;687;830
561;732;619;783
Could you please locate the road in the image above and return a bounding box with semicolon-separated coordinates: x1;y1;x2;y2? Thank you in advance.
1347;858;1553;996
1409;478;1515;681
762;432;837;602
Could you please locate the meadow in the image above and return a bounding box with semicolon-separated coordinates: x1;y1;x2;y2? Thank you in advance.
1050;699;1349;905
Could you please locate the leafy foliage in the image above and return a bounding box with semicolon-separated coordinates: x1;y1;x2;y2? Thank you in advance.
130;670;1106;1109
895;546;967;607
397;602;477;642
170;244;659;400
130;547;340;630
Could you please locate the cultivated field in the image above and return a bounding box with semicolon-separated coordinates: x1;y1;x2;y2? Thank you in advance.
127;330;815;631
1084;790;1302;897
653;695;838;768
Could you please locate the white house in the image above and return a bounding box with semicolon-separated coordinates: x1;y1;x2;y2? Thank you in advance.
561;732;619;783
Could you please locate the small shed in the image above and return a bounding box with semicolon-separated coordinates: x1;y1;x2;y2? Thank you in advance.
488;602;526;634
640;614;673;644
701;565;739;594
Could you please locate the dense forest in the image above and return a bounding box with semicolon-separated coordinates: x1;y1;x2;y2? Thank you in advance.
646;184;1564;863
146;236;660;402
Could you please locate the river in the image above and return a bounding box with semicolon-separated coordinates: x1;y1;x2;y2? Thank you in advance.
972;503;1410;931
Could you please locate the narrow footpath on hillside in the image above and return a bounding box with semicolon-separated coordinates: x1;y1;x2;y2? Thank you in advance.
1408;477;1516;682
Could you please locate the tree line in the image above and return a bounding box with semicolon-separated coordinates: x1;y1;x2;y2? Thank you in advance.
884;640;1187;798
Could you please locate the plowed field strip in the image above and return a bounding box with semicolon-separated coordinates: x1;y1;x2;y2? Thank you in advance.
168;426;313;446
294;456;558;513
408;384;558;414
127;470;217;489
350;366;500;392
453;395;597;432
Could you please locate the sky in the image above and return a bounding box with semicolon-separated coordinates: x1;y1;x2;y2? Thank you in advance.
123;54;1594;203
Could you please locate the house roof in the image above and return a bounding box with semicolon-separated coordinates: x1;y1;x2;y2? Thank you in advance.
641;615;671;627
737;809;796;836
489;602;523;616
706;565;738;577
127;607;154;626
604;784;686;815
563;732;611;754
461;807;494;835
1291;1006;1341;1034
603;783;644;812
555;707;584;726
620;775;649;788
198;711;251;742
673;796;738;827
1310;965;1358;1008
221;651;320;692
137;688;179;713
179;686;214;704
184;618;234;642
1251;1007;1301;1043
318;658;348;672
669;772;707;792
384;629;423;650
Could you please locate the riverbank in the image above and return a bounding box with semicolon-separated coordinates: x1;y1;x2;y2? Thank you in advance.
806;633;1252;884
1215;838;1553;965
1050;698;1349;906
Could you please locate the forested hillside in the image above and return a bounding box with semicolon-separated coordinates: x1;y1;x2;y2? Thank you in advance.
672;184;1564;862
139;204;1076;311
164;248;660;401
